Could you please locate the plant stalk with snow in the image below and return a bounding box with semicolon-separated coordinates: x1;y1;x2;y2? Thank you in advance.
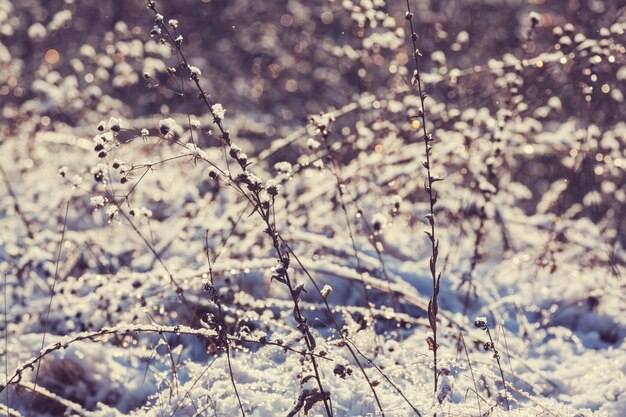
405;0;444;395
146;3;334;415
474;317;510;411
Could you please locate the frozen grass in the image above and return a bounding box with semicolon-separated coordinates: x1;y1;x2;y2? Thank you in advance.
0;0;625;416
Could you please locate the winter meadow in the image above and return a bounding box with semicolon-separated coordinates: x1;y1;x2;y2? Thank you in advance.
0;0;625;416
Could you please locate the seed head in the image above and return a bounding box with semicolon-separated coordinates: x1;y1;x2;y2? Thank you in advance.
529;12;540;26
108;117;121;133
158;118;176;136
474;316;488;329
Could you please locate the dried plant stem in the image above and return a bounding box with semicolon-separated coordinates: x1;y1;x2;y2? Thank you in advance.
461;205;486;313
147;1;231;147
476;319;510;411
487;326;509;411
2;321;335;398
145;5;335;414
345;338;421;415
501;325;517;395
458;333;482;415
205;234;246;417
4;273;9;413
284;240;421;416
224;318;245;416
256;196;333;417
170;356;218;416
0;163;34;240
118;209;190;306
405;0;443;394
145;312;181;400
28;200;70;417
1;324;218;392
143;3;427;415
310;117;397;311
311;117;384;346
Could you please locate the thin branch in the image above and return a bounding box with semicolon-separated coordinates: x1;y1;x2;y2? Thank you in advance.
0;163;34;239
28;200;70;417
404;0;442;393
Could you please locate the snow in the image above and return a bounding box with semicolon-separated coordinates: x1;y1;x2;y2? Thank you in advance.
188;65;202;78
0;0;624;416
212;103;226;120
158;118;176;136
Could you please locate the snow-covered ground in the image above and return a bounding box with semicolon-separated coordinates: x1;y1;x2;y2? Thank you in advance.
1;0;624;416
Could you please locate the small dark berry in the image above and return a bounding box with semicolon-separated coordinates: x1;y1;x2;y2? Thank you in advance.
98;151;107;158
267;185;278;197
94;144;104;152
474;317;488;328
121;177;128;184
